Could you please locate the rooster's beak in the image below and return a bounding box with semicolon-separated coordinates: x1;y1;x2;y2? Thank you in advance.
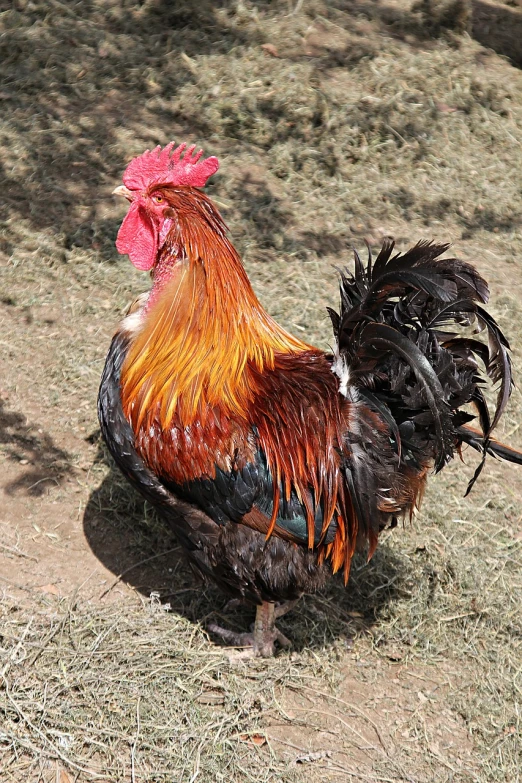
112;185;134;201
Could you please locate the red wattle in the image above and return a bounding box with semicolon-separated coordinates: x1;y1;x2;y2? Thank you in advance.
115;202;157;271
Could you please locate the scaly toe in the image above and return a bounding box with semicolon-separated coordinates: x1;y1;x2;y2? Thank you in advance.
206;622;253;648
274;599;299;619
274;628;292;648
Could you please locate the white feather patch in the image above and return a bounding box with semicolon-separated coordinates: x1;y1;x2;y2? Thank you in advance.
120;292;148;336
331;339;351;398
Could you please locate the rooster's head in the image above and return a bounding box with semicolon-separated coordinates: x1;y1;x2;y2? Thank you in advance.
113;141;219;271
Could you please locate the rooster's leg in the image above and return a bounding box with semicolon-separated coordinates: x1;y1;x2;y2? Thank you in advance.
252;601;292;656
223;597;298;617
207;601;292;658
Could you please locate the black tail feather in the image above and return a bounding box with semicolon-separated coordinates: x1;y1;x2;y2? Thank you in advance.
458;425;522;466
330;240;516;502
357;321;453;471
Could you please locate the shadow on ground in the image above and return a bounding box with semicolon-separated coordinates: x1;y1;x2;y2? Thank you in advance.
4;0;522;268
0;398;72;496
332;0;522;65
1;0;255;257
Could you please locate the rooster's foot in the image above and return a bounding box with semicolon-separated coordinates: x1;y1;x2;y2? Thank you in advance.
207;601;292;658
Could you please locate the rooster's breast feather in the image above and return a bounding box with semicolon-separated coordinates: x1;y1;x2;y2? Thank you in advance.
98;329;333;602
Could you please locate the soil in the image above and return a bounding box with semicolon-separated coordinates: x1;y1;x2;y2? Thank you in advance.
1;1;522;781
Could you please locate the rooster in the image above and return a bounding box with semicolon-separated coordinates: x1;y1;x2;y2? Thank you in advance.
99;141;522;656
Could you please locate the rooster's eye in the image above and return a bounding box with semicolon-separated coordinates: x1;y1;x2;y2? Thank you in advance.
152;194;164;204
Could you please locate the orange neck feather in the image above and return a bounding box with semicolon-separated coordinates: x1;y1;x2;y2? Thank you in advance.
120;190;312;431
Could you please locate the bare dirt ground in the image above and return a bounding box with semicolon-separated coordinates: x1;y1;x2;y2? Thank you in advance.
1;1;522;781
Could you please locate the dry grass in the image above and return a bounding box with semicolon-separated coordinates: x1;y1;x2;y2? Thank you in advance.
1;0;522;780
0;592;339;782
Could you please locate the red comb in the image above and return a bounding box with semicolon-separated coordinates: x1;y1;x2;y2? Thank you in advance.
122;141;219;191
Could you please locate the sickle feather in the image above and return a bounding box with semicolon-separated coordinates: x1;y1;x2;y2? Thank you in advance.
357;322;453;470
